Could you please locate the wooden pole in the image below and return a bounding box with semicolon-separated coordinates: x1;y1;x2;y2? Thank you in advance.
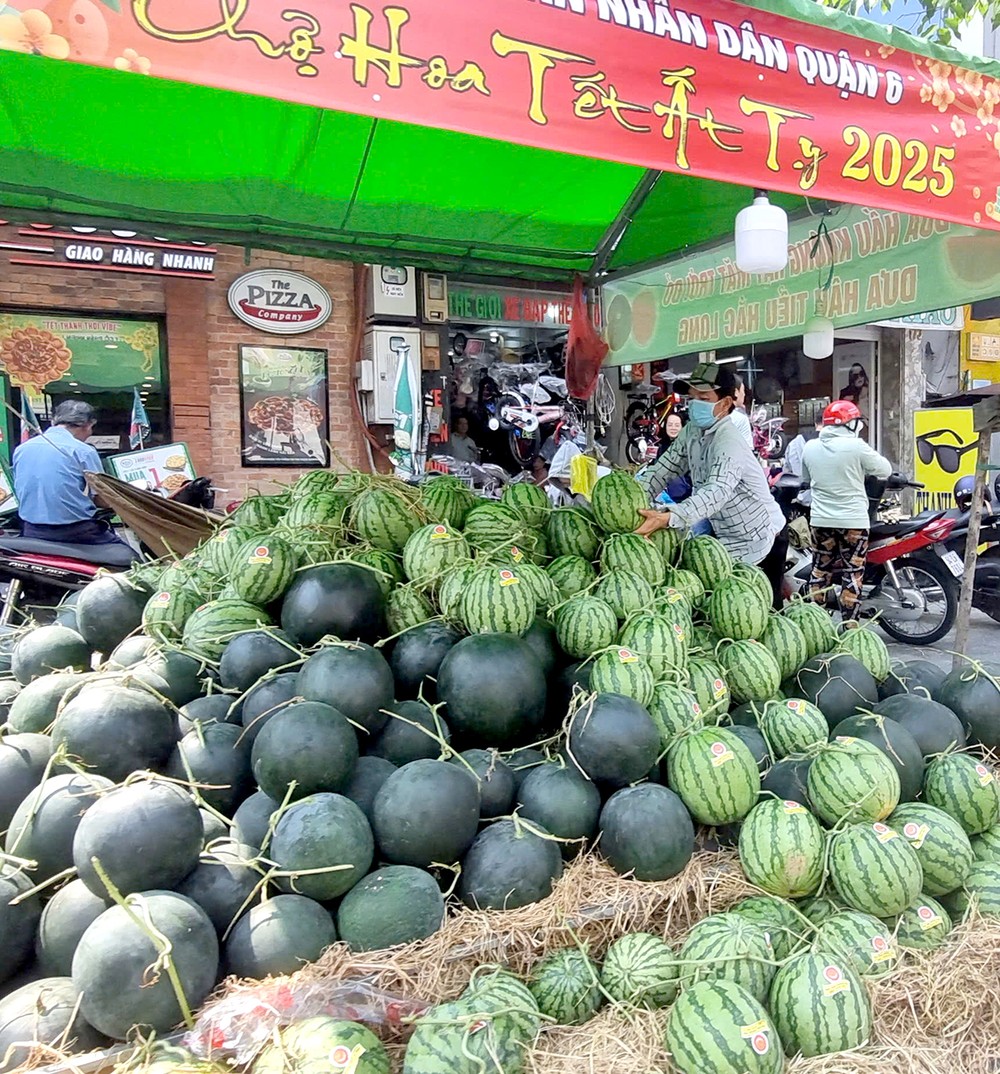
952;431;991;672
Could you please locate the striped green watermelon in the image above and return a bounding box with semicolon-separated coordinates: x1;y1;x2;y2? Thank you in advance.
941;860;1000;917
281;493;349;533
648;683;704;748
686;657;731;719
545;507;600;561
731;562;772;607
594;569;653;620
922;753;1000;835
528;948;602;1026
646;524;683;567
838;626;891;683
666;980;782;1074
230;494;282;531
666;567;705;606
652;585;693;625
708;578;769;642
887;897;952;949
141;587;201;642
230;536;299;606
545;555;596;600
589;648;655;707
687;623;722;656
420;475;477;528
888;802;974;896
680;535;733;590
349;549;405;598
738;798;824;898
460;565;536;635
814;910;899;978
667;727;761;826
718;640;782;705
970;823;1000;863
437;562;477;620
618;613;686;678
299;540;342;566
759;615;809;682
808;738;900;825
349;486;420;552
600;932;678;1007
782;600;838;660
181;599;272;661
554;595;618;660
759;698;828;757
799;896;844;928
514;562;559;611
463;502;527;554
402;523;471;588
768;953;872;1057
501;482;550;530
600;533;665;587
290;470;339;497
829;822;924;916
259;1018;389;1074
198;526;255;576
333;472;370;497
731;896;808;961
678;913;774;1002
386;587;436;635
591;471;647;534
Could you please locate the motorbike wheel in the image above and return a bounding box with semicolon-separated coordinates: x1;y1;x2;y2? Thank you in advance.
509;428;539;468
767;430;790;460
873;555;958;646
625;401;651;440
625;436;649;466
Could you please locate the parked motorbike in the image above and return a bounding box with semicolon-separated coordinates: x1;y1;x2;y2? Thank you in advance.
779;473;962;645
750;405;789;461
943;476;1000;625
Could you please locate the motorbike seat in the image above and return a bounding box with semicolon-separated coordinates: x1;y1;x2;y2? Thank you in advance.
0;537;139;567
869;512;944;541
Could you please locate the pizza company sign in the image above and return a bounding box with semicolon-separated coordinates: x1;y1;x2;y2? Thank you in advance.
228;270;332;335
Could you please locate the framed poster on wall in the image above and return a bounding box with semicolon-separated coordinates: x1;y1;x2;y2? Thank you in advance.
238;345;329;468
832;341;878;449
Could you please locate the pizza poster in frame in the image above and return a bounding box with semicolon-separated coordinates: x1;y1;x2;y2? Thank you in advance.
238;345;330;468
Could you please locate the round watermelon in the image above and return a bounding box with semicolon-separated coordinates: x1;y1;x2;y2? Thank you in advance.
738;798;824;898
782;600;838;660
401;522;471;588
872;694;967;756
567;693;660;789
545;506;600;560
666;727;761;826
589;648;655;707
808;737;900;825
590;471;647;533
759;614;809;682
680;535;733;590
297;643;394;737
833;713;925;803
349;485;419;552
618;613;687;678
935;664;1000;750
554;595;618;659
600;533;665;587
281;563;386;647
517;764;601;859
838;626;891;683
793;652;878;729
888;896;953;949
545;555;597;600
922;753;1000;835
647;683;704;747
421;474;477;528
758;698;828;757
457;818;563;911
889;801;974;896
814;910;899;978
677;913;773;1002
601;932;679;1008
599;784;694;881
828;822;923;917
708;577;769;641
718;640;782;705
460;564;536;635
529;948;603;1026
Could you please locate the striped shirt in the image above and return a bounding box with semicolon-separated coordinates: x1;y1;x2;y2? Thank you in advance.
638;415;785;565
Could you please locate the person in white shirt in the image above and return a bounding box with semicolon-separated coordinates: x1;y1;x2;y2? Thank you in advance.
784;416;824;478
447;414;479;463
731;374;754;449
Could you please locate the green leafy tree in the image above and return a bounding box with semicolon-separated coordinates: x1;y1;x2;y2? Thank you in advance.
817;0;996;44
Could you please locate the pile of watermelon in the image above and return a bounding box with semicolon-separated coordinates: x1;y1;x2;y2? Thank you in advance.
2;468;1000;1072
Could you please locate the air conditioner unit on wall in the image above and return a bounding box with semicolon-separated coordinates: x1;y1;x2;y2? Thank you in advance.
366;265;417;320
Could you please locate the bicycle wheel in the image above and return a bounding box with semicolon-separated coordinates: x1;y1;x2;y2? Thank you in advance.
625;436;648;466
509;428;540;468
625;401;651;440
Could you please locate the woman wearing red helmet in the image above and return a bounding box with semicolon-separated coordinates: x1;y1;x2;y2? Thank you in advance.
801;400;892;624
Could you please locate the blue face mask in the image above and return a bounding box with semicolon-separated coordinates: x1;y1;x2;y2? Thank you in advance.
688;399;719;429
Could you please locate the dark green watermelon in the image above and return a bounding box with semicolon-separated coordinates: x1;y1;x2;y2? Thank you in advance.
7;672;89;734
372;759;480;868
224;894;336;978
251;700;359;801
522;617;560;677
872;694;966;756
453;749;515;820
240;671;299;745
729;701;767;727
11;626;91;685
0;866;42;987
760;756;812;806
389;622;462;701
0;977;105;1068
935;666;1000;750
219;630;302;693
74;575;147;654
504;747;548;791
368;700;450;765
336;865;445;952
516;765;601;859
833;713;925;801
106;635;153;670
73;779;204;899
200;809;228;846
0;732;53;833
879;659;946;700
728;725;771;773
230;790;279;851
175;841;261;936
567;693;660;788
458;819;563;911
129;650;210;707
166;723;253;813
296;643;394;737
599;784;695;880
794;653;878;729
437;633;546;747
73;892;218;1040
280;563;385;646
0;679;21;718
179;693;239;733
343;756;397;825
35;880;109;978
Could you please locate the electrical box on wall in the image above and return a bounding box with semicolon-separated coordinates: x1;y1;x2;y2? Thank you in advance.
422;273;449;322
362;327;423;423
366;266;417;320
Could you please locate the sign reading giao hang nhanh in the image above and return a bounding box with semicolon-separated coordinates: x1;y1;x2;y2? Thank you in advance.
38;0;1000;233
601;205;1000;366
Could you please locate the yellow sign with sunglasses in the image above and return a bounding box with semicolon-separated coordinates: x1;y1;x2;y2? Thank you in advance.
913;408;977;502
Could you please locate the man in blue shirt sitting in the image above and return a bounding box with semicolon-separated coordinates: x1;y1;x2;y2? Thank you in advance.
12;400;133;554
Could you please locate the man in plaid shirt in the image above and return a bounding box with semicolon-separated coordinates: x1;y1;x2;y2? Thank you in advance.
636;363;788;609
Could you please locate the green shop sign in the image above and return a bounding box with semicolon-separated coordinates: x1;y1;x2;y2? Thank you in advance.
602;205;1000;366
449;282;573;328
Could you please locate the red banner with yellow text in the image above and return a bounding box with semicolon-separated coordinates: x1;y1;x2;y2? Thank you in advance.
20;0;1000;231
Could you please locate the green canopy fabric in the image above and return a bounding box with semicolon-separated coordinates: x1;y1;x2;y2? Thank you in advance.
0;0;997;281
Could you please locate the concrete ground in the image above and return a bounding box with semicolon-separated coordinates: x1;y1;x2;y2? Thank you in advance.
880;608;998;672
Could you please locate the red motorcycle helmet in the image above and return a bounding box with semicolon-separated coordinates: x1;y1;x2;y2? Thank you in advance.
822;400;862;426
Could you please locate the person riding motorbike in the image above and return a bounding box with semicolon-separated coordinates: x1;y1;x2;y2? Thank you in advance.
11;400;136;558
635;363;787;608
800;400;891;625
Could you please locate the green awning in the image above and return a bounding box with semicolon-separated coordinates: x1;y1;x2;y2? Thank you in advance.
1;0;998;281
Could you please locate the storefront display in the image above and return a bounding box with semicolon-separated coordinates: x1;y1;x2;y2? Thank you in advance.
108;442;195;494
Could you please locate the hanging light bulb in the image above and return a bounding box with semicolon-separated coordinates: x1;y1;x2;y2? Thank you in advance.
803;313;835;359
734;190;789;275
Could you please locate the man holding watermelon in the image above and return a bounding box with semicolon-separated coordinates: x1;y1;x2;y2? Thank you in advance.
635;363;787;608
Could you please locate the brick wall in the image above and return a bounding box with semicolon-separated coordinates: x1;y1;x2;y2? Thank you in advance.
0;226;366;496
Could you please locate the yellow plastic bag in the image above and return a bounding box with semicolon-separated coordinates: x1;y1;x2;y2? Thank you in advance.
570;453;598;499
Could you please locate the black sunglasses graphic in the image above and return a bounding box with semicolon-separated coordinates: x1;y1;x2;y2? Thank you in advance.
916;428;976;474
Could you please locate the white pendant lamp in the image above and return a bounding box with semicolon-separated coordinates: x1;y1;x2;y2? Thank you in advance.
803;314;835;359
734;190;789;275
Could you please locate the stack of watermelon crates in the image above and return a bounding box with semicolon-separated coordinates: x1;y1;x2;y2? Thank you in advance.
1;468;1000;1074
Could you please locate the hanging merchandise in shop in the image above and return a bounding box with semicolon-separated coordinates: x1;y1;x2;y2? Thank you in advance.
603;204;1000;365
228;270;333;334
